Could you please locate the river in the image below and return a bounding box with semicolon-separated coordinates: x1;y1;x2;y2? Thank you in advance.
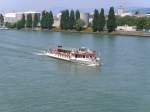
0;30;150;112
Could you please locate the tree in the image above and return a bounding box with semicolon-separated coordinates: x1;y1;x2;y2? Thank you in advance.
92;9;99;32
26;14;32;28
48;11;54;29
75;10;80;20
70;10;75;29
16;21;23;29
145;18;150;30
33;13;39;27
60;10;65;29
65;10;70;29
107;7;117;32
5;22;16;28
98;8;105;31
41;10;47;28
16;14;25;29
136;17;148;30
0;14;4;26
46;11;54;29
60;10;70;30
41;10;54;29
45;12;49;29
22;14;25;27
75;19;85;31
116;16;138;26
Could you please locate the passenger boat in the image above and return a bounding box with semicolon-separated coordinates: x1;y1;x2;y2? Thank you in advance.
46;46;100;66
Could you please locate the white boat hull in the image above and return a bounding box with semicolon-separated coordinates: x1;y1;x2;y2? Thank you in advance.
46;53;100;66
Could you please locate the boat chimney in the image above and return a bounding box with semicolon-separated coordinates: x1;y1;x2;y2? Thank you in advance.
58;45;62;48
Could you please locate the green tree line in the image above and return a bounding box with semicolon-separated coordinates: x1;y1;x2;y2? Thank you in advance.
92;7;116;32
0;14;4;26
60;9;85;31
16;10;54;29
117;16;150;30
5;7;118;32
6;7;150;32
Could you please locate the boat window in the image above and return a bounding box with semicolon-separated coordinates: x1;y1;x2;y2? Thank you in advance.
83;55;85;58
75;55;77;58
58;45;62;48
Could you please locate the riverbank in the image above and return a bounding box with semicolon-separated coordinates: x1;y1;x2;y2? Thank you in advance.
109;31;150;37
50;27;150;37
4;27;150;37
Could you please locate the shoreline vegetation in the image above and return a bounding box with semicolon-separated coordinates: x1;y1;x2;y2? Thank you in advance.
1;7;150;37
47;30;150;37
50;27;150;37
14;27;150;37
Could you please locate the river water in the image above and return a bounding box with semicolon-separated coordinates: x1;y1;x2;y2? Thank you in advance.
0;30;150;112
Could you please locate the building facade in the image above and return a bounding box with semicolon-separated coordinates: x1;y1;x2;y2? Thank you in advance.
53;13;62;28
117;25;136;31
80;12;89;28
24;11;40;21
4;11;41;26
4;12;23;23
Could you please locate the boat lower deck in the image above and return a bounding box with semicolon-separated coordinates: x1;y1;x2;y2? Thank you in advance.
46;53;100;66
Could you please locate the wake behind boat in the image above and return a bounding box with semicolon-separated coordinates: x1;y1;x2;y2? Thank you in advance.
46;46;100;66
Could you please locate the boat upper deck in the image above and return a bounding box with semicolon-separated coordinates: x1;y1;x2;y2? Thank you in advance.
56;46;96;56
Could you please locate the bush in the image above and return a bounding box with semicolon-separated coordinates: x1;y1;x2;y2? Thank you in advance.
75;19;85;31
5;22;16;28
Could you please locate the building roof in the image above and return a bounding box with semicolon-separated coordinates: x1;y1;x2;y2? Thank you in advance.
4;13;16;18
24;11;40;14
